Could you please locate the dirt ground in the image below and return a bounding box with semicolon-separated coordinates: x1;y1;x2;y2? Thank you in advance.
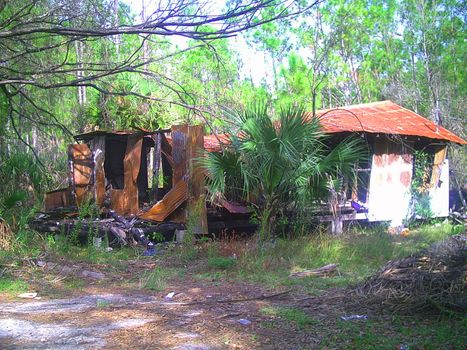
0;255;464;350
0;255;356;350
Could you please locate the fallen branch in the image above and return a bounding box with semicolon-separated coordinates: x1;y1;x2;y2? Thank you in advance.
173;289;292;306
289;264;338;278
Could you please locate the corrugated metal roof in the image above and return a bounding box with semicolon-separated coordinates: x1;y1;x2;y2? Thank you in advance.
315;100;465;144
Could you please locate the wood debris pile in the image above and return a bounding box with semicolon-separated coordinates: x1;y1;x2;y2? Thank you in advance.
354;234;466;313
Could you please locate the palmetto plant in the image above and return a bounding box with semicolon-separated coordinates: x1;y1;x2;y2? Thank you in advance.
202;103;366;239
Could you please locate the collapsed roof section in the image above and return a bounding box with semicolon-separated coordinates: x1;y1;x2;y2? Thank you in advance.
44;125;208;234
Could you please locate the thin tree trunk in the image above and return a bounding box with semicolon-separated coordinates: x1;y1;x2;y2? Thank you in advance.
75;40;86;105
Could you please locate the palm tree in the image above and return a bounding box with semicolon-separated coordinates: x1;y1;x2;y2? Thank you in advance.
202;103;366;239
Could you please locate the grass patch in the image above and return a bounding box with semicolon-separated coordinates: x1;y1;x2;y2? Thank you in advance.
62;277;86;291
208;256;236;270
139;266;174;291
194;271;226;281
0;276;30;295
229;223;460;289
96;299;111;308
261;306;319;329
321;315;466;349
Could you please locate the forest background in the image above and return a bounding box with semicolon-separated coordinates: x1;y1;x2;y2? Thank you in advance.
0;0;465;215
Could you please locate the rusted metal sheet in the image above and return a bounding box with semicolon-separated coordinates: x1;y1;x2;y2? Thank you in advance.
430;146;447;188
68;144;93;205
367;139;413;224
219;198;251;214
168;125;189;223
171;125;188;185
202;101;466;152
140;179;188;222
166;133;230;154
316;101;466;144
110;134;143;216
44;188;72;211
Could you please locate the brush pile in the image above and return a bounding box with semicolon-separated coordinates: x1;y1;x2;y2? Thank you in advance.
0;218;13;251
354;234;466;313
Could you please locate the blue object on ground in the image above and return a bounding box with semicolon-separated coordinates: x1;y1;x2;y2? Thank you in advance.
142;246;156;256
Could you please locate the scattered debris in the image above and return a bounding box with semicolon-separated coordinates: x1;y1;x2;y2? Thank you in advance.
396;344;409;350
165;292;176;300
340;314;368;321
173;332;200;339
289;264;338;278
17;293;38;299
354;234;466;313
237;318;251;325
36;260;47;267
80;270;105;280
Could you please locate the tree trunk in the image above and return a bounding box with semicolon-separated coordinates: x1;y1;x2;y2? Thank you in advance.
75;40;87;106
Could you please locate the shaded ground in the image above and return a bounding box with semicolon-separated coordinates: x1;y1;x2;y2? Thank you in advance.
1;248;465;349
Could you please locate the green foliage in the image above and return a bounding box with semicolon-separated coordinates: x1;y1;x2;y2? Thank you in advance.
208;256;237;270
410;150;434;221
321;315;466;350
203;102;366;239
139;267;172;291
261;306;319;329
230;223;455;289
0;275;29;295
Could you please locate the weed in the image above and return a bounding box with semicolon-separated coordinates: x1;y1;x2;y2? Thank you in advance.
208;256;236;270
261;306;319;329
231;223;457;289
139;267;172;291
63;277;86;291
321;315;467;349
96;299;111;308
0;275;29;295
194;271;226;281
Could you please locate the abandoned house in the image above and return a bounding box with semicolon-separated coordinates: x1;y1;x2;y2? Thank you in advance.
315;100;465;226
204;100;466;230
36;100;465;242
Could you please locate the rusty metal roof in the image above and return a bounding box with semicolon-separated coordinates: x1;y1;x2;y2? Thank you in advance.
315;100;466;144
74;129;171;141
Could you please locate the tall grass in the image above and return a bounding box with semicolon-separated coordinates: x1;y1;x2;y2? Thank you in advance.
223;223;461;289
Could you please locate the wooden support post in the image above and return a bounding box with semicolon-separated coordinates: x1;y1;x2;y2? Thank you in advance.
151;133;161;202
168;125;208;233
187;125;208;235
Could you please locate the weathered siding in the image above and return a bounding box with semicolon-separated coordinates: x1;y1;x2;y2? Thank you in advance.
429;159;449;217
367;139;413;224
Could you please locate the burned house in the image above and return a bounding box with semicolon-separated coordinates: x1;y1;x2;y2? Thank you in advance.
37;124;253;247
37;101;465;241
39;125;210;249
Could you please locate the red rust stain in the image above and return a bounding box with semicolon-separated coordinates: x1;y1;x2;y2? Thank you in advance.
373;154;383;167
401;153;413;164
388;153;398;164
400;171;411;187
